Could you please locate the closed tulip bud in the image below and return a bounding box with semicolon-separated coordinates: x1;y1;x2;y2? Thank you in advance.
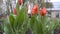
40;7;46;16
13;8;17;15
18;0;22;5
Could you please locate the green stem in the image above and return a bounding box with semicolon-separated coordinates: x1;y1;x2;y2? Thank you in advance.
21;31;25;34
32;31;37;34
51;30;54;34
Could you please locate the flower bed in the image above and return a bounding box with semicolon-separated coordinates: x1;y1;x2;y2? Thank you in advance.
3;0;60;34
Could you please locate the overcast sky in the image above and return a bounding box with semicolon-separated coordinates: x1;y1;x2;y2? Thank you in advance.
50;0;60;2
50;0;60;8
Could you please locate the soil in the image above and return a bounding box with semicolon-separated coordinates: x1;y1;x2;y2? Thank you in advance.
0;31;3;34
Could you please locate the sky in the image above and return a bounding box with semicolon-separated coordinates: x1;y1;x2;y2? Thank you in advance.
46;0;60;8
50;0;60;2
53;2;60;8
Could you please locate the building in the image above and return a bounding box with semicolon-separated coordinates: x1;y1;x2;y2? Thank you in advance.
48;2;60;18
45;0;60;18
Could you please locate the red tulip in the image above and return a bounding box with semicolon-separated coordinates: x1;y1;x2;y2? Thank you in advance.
18;0;22;5
31;9;35;15
40;7;46;16
31;4;38;15
13;8;17;15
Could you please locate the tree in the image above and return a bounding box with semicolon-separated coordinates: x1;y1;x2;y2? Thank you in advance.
45;2;53;8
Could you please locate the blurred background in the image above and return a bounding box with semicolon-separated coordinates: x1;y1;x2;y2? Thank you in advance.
0;0;60;18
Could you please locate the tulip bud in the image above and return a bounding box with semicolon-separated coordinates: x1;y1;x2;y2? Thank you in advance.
40;7;46;16
18;0;22;5
31;4;38;15
13;8;17;15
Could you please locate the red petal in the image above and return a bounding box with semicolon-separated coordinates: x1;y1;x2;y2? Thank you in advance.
40;7;46;16
18;0;22;5
13;8;17;15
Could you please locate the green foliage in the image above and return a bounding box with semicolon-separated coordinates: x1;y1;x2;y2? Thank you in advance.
4;1;60;34
4;2;28;34
45;2;53;8
0;19;4;32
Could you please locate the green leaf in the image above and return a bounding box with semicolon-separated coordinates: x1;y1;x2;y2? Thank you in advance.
14;6;27;31
9;14;15;28
30;15;36;29
4;21;14;34
16;3;20;15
